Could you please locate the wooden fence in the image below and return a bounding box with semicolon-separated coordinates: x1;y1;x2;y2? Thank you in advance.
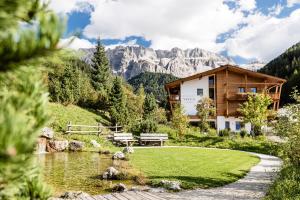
66;121;122;136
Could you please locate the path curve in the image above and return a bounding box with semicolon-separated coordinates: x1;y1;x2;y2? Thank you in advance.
94;147;282;200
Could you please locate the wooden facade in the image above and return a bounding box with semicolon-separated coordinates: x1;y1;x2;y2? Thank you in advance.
165;65;286;120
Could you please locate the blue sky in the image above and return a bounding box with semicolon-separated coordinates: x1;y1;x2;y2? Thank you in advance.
52;0;300;64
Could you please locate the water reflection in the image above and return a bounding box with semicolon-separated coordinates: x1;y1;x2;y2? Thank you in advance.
37;152;131;195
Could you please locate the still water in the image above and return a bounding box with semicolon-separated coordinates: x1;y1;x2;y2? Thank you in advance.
37;152;133;195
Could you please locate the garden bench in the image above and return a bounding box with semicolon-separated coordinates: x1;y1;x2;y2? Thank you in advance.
139;133;168;146
113;133;137;146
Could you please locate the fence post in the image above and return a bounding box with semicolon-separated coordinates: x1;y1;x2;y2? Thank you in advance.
67;121;71;134
97;123;101;137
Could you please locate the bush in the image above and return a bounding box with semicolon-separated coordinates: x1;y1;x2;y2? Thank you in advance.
130;118;158;135
218;129;230;137
239;129;247;138
265;164;300;200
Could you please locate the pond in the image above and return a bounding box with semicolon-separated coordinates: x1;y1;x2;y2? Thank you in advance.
37;152;134;195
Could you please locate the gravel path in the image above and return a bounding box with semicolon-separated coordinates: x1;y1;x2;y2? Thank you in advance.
145;148;282;200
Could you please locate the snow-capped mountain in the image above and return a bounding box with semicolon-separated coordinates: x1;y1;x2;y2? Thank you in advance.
80;46;235;79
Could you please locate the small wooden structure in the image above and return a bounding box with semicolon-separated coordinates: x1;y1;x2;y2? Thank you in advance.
113;133;137;146
139;133;168;146
66;121;122;136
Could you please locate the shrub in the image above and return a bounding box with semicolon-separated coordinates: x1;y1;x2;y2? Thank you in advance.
218;129;230;137
130;118;158;135
265;164;300;200
239;129;247;138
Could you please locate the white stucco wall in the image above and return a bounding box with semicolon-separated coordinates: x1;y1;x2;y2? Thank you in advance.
217;116;251;133
180;76;209;115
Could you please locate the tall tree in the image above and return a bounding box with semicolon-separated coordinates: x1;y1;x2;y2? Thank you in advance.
136;84;146;117
239;94;272;136
144;93;158;118
90;38;111;98
0;0;62;199
172;104;189;140
109;77;128;126
196;97;216;132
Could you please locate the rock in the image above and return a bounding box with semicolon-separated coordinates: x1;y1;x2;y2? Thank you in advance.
102;167;119;179
123;147;134;154
112;183;127;192
112;151;125;160
40;127;54;139
160;180;181;191
90;139;101;148
60;191;92;199
48;140;69;152
69;141;84;151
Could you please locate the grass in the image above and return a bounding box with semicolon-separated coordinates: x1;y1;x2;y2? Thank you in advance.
264;164;300;200
129;147;260;189
158;125;281;156
47;103;120;152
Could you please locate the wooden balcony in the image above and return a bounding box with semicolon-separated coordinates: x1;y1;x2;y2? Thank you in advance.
227;92;280;101
169;94;180;102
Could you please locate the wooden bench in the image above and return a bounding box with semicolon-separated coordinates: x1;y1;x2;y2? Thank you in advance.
113;133;137;146
139;133;168;146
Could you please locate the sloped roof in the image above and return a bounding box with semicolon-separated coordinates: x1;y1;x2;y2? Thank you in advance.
165;64;286;88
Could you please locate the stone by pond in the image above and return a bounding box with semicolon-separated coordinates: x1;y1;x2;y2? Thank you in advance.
37;152;135;196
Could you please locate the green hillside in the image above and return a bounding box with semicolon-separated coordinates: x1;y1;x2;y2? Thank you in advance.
128;72;178;107
259;42;300;104
48;103;109;134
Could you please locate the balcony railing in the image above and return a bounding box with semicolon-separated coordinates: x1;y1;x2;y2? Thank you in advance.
169;94;180;101
227;92;280;101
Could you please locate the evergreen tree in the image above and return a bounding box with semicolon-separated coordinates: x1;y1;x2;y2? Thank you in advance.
90;38;111;98
0;0;62;199
109;77;128;126
144;93;158;117
136;84;146;117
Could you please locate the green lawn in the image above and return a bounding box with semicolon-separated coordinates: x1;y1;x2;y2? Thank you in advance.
130;148;260;189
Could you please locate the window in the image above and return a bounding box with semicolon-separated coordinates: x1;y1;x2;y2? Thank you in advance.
197;88;203;96
238;87;245;93
236;121;241;131
250;87;257;93
225;121;230;130
209;88;215;100
209;76;215;86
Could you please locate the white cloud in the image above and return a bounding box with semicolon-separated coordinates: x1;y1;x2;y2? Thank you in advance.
59;36;94;50
268;4;284;16
236;0;256;12
54;0;300;63
83;0;244;52
225;9;300;61
287;0;300;7
105;39;138;49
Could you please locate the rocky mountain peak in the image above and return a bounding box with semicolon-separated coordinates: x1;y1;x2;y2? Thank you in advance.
80;45;235;80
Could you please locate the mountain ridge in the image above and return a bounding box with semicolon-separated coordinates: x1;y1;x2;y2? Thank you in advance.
80;45;235;80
